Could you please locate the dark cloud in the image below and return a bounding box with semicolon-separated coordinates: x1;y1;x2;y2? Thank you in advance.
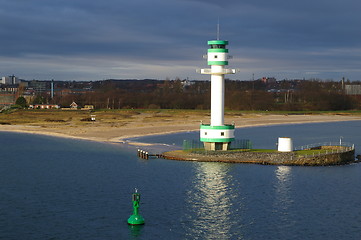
0;0;361;80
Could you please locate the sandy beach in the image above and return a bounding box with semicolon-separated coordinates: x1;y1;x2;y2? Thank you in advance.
1;111;361;145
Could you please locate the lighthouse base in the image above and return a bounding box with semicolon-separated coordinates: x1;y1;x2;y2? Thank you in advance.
200;124;235;151
203;142;232;151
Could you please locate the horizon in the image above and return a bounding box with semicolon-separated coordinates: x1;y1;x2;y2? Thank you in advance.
5;77;361;83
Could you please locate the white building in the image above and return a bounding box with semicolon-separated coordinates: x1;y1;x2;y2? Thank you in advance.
1;75;19;85
345;85;361;95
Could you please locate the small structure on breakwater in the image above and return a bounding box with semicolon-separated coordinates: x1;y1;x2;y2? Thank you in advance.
277;137;293;152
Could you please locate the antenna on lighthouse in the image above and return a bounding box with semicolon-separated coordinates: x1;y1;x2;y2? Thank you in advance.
217;18;220;40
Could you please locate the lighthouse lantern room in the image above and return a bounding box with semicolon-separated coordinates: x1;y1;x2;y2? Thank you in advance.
199;39;237;151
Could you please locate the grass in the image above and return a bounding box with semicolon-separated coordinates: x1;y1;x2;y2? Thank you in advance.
186;148;333;156
225;110;361;115
0;108;206;127
187;148;279;154
0;109;129;126
295;149;330;155
248;149;278;153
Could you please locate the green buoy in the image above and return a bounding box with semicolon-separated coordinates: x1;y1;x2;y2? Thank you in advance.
127;188;145;225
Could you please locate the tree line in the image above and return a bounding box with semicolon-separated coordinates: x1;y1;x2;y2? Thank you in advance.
27;79;360;111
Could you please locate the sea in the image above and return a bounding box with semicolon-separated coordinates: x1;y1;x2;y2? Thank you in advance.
1;121;361;240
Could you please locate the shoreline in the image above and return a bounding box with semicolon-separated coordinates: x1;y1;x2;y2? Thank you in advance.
1;114;361;146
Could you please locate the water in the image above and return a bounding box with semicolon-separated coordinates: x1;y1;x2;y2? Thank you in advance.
1;121;361;239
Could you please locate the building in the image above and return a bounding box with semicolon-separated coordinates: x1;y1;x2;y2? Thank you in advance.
28;80;48;94
29;104;60;109
0;82;19;106
0;93;17;106
345;85;361;95
1;75;19;85
70;101;78;109
82;105;94;110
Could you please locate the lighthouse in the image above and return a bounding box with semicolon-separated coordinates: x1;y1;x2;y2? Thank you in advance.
199;39;237;151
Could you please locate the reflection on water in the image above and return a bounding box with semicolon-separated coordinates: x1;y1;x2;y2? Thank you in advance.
274;166;293;207
182;162;244;239
128;225;144;239
273;166;295;231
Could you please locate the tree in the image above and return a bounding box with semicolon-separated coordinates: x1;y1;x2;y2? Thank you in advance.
32;95;46;104
15;97;27;108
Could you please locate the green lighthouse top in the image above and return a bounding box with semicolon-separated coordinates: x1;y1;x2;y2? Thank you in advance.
207;40;229;53
208;40;228;46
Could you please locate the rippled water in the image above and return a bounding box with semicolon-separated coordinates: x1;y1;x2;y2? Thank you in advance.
1;121;361;239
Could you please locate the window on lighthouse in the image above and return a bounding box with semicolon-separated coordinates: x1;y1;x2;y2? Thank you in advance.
210;44;225;49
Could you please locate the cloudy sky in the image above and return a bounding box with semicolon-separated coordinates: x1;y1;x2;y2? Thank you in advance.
1;0;361;81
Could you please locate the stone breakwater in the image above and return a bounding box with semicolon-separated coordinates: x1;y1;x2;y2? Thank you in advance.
162;147;356;166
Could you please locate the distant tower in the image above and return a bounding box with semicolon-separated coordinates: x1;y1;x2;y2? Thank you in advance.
199;37;237;151
51;79;54;99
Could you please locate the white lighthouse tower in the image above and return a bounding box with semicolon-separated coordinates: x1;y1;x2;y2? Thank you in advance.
199;38;237;151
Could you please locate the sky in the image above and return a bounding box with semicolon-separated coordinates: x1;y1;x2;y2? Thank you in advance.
1;0;361;81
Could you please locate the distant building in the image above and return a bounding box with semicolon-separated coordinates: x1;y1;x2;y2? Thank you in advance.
1;75;19;85
0;93;17;106
70;101;78;109
345;85;361;95
181;79;194;88
28;80;47;94
0;84;19;93
60;89;72;96
82;105;94;110
29;104;60;109
261;77;276;84
0;82;19;106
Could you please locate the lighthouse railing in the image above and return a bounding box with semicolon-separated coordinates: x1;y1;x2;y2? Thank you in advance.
294;142;354;151
183;139;252;151
198;68;237;74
